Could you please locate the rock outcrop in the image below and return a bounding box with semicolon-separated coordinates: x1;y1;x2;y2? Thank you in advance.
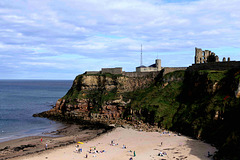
35;73;159;123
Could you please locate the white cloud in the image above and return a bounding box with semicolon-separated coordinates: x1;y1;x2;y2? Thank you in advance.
0;0;240;79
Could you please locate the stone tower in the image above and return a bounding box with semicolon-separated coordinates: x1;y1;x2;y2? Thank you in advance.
155;59;161;71
195;47;203;64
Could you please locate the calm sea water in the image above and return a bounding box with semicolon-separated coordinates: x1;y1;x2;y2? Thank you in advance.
0;80;72;142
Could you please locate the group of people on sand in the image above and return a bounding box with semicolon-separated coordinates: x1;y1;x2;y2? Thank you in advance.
160;130;172;136
88;146;105;154
75;145;83;153
128;150;136;160
158;151;167;157
110;140;137;160
110;140;118;146
74;145;106;158
72;140;136;159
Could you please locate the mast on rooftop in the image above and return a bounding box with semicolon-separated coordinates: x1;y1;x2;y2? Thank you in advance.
140;44;142;66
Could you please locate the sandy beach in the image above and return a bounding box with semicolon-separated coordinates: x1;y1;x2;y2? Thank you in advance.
7;127;217;160
0;124;108;160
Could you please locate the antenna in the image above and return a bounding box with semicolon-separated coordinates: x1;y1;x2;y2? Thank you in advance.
140;44;142;66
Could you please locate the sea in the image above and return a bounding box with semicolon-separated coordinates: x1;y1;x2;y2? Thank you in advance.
0;80;73;143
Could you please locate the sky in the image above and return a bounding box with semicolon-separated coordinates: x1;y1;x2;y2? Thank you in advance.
0;0;240;80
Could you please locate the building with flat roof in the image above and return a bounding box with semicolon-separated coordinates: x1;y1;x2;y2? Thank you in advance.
136;59;161;72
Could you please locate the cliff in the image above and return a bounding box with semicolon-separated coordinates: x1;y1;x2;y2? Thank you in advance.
35;72;159;123
173;69;240;160
126;68;240;160
35;68;240;159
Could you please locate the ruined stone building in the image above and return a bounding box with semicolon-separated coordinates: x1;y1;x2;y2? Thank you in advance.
195;47;232;64
189;47;240;71
195;47;220;64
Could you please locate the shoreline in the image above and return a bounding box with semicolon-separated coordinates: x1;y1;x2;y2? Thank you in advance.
0;123;113;160
8;127;217;160
0;122;67;143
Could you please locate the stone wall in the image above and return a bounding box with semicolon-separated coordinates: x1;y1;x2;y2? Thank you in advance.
123;71;160;78
188;61;240;71
84;71;100;74
101;67;122;74
163;67;187;75
85;68;186;78
136;67;158;72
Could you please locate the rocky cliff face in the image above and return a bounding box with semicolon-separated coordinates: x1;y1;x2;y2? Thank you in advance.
35;68;240;159
37;73;158;123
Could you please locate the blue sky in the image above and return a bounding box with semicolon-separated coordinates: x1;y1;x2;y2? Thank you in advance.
0;0;240;79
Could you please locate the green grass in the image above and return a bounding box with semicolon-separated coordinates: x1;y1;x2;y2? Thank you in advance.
124;71;184;128
164;70;185;80
199;70;227;82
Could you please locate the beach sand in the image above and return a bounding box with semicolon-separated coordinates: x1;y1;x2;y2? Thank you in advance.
0;124;107;160
10;127;217;160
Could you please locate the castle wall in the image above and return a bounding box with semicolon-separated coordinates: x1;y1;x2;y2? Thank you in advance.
123;71;159;78
163;67;187;75
188;61;240;71
85;71;100;74
101;67;122;74
136;67;158;72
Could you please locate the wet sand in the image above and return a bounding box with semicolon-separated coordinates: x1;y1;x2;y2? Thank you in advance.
0;124;107;160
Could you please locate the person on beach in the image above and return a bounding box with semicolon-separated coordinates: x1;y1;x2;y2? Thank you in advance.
41;138;42;142
208;151;212;157
45;143;48;150
133;151;136;157
86;153;88;158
